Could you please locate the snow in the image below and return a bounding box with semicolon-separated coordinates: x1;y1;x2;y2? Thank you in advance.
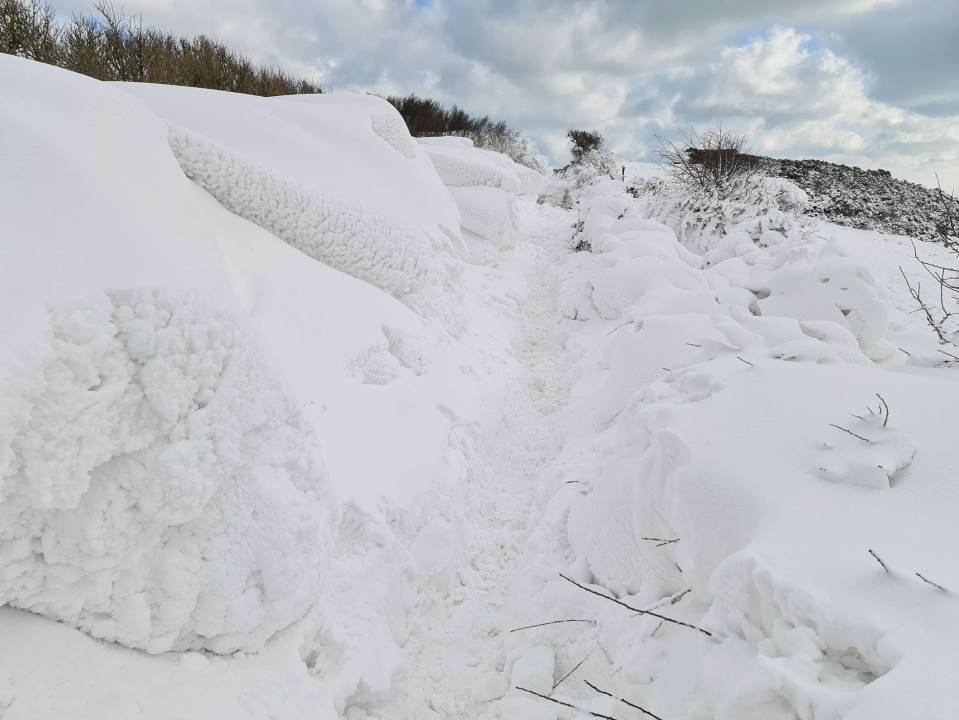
3;56;959;720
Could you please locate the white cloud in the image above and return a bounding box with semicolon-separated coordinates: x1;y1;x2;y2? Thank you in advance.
54;0;957;189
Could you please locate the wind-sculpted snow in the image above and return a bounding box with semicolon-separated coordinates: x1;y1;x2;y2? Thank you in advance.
169;127;435;296
524;169;959;720
420;137;523;193
0;288;331;654
371;112;418;159
420;137;544;250
448;186;518;248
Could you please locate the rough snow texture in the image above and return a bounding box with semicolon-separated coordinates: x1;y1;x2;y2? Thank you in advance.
0;289;331;654
420;136;523;192
420;136;544;250
764;156;958;241
169;127;435;296
370;112;418;159
448;185;518;248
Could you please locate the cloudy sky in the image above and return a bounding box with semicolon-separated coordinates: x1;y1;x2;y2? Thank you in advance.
61;0;959;188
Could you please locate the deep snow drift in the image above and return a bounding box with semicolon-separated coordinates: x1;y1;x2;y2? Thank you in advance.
2;54;959;720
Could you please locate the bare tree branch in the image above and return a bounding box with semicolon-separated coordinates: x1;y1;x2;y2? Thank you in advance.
584;680;667;720
559;574;713;638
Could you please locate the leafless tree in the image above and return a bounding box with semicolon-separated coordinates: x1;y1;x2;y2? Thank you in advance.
656;126;764;197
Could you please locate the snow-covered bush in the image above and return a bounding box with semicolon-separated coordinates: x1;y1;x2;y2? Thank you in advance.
630;174;812;257
563;128;618;181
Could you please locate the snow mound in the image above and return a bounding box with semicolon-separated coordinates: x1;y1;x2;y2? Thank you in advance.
419;136;523;193
121;85;463;298
168;127;434;296
0;56;332;655
0;289;330;654
448;185;518;249
419;136;544;249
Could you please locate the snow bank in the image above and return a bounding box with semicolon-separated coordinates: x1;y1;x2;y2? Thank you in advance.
0;56;332;654
514;168;959;719
121;84;463;298
419;136;544;249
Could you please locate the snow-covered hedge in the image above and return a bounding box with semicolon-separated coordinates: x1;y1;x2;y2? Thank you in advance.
420;136;544;249
0;55;333;654
122;85;464;299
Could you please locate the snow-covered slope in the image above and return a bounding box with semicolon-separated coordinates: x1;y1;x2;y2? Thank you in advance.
0;55;334;655
121;83;463;300
3;55;959;720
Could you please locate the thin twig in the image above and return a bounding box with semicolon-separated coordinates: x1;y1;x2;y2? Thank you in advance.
875;393;890;427
607;321;633;336
656;538;680;547
559;574;713;638
916;572;948;592
938;347;959;362
669;588;692;605
735;355;755;367
828;424;873;443
685;342;702;348
868;548;890;574
552;647;596;691
510;618;596;633
584;680;666;720
516;687;622;720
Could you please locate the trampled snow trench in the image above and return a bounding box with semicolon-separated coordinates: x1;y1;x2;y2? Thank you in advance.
371;200;577;719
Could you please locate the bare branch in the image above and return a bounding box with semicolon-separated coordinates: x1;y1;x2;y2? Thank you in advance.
828;424;873;443
552;647;596;691
868;548;891;574
875;393;890;428
509;618;596;633
516;687;623;720
559;573;713;638
584;680;667;720
916;572;948;592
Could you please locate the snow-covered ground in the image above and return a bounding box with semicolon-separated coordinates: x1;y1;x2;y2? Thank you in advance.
2;56;959;719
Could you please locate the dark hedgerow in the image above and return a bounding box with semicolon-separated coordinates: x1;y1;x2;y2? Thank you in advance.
1;0;323;96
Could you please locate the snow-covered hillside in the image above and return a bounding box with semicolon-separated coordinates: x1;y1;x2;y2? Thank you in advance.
2;55;959;720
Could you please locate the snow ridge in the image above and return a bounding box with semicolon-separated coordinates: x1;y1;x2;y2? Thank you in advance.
168;127;436;297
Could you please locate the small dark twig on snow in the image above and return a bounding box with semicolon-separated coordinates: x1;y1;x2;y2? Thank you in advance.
552;647;596;691
829;424;873;443
516;687;622;720
876;393;890;427
735;355;755;367
916;572;948;592
559;573;713;638
584;680;667;720
868;548;891;574
509;618;596;633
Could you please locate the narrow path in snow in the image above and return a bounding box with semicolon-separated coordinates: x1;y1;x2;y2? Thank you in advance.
373;199;574;719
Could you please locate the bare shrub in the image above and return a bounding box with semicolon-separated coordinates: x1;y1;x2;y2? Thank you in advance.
1;0;323;96
657;126;764;197
900;175;959;349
